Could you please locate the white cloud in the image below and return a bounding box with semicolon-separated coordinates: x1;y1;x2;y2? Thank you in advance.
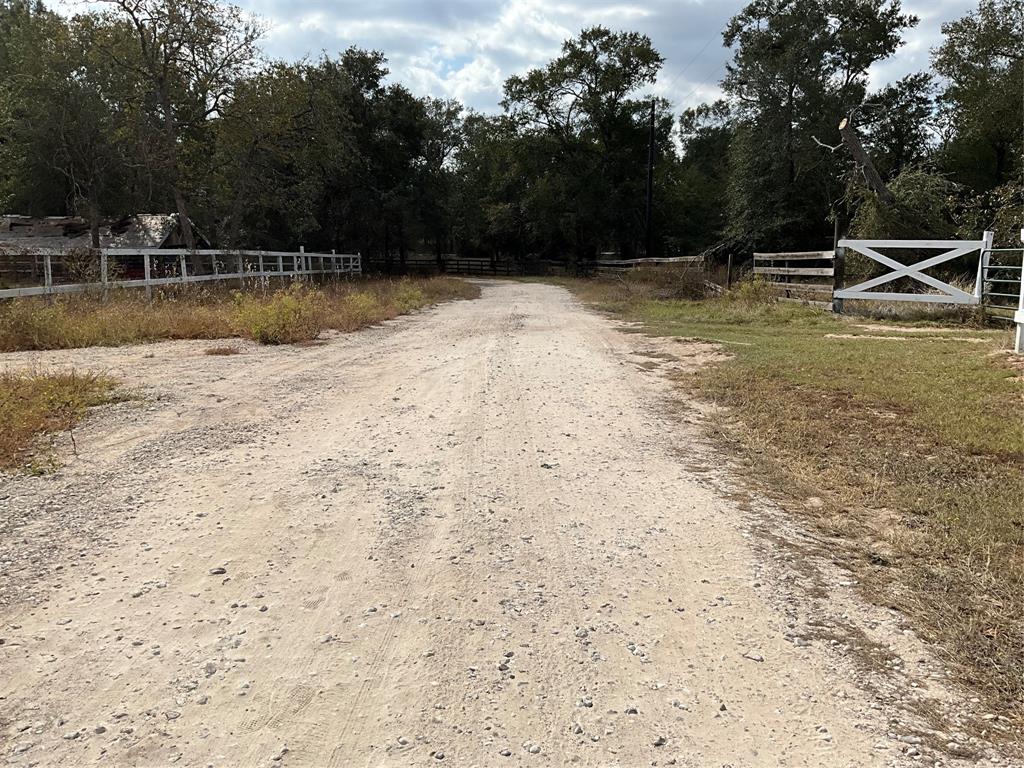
59;0;978;112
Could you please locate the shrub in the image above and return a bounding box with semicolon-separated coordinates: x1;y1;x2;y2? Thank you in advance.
232;283;325;344
329;291;382;331
731;276;778;306
392;282;427;311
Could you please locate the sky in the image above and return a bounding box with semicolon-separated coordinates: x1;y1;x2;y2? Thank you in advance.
62;0;977;112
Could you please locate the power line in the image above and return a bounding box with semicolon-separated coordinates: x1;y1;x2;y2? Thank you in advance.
676;61;729;108
662;34;718;91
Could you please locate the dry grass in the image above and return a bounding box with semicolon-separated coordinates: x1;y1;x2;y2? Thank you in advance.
562;272;1024;721
204;345;241;356
0;277;480;351
0;370;121;471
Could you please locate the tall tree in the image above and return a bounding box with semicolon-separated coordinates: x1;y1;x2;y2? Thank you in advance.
934;0;1023;192
502;26;670;260
722;0;916;247
97;0;263;249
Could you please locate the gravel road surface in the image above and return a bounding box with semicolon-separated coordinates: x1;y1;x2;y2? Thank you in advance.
0;281;1009;767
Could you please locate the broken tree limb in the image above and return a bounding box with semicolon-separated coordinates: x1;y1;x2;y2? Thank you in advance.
839;117;896;208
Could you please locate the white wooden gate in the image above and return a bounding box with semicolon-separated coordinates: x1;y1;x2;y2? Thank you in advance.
835;233;993;307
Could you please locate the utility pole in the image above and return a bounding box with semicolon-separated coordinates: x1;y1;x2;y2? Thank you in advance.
644;99;655;257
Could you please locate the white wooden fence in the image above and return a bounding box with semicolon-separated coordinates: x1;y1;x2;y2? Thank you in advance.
0;247;361;299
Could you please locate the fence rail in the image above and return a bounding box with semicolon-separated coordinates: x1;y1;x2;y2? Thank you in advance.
595;255;704;274
981;247;1023;323
753;250;837;309
0;247;361;299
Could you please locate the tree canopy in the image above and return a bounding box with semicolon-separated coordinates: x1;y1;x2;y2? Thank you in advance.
0;0;1020;259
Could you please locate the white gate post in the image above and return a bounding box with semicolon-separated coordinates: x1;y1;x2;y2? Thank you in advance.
143;252;152;300
1015;230;1024;355
975;230;994;302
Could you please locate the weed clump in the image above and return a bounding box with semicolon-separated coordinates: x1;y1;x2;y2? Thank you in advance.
232;284;325;344
0;370;120;470
0;277;480;351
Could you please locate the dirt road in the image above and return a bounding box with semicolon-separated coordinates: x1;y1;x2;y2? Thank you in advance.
0;282;1003;767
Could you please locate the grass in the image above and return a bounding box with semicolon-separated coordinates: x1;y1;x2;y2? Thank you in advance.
564;272;1024;723
0;370;121;471
0;277;480;351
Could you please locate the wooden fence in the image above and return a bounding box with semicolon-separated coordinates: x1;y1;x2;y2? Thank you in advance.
595;255;704;274
381;255;519;276
752;250;838;310
0;247;360;299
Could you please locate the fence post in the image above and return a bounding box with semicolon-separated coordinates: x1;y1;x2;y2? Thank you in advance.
832;246;845;314
179;252;188;286
975;230;994;305
143;252;152;300
1015;230;1024;355
726;253;733;289
43;253;52;298
100;250;109;302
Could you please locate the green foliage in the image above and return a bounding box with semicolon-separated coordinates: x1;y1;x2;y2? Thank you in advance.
956;181;1024;246
859;73;935;177
721;0;917;248
0;0;1019;262
848;166;960;239
232;283;325;344
934;0;1023;193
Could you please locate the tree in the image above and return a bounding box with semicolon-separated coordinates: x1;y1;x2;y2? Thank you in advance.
0;6;131;240
721;0;917;247
500;26;670;260
96;0;263;249
858;72;936;178
934;0;1023;192
676;101;733;252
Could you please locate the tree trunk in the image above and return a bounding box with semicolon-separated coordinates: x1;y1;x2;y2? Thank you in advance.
839;117;896;207
88;198;101;249
160;86;197;254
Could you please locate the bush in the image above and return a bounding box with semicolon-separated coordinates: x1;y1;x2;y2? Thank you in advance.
232;283;325;344
392;282;426;311
730;276;778;306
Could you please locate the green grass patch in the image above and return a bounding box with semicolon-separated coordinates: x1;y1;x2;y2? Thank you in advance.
566;276;1024;720
0;370;122;471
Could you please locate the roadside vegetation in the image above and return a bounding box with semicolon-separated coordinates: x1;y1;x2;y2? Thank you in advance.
565;269;1024;721
0;370;121;471
0;277;479;351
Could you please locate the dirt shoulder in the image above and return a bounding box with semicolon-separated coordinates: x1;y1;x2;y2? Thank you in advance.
0;281;1015;766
